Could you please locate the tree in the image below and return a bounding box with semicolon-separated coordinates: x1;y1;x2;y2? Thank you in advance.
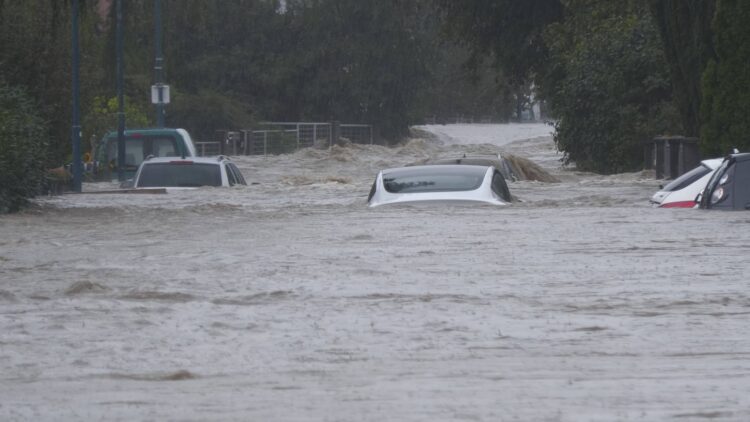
544;0;680;173
434;0;564;120
0;82;48;213
648;0;716;138
700;0;750;155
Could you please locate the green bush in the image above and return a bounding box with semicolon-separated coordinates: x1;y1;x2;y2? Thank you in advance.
544;3;680;174
0;82;49;213
700;0;750;156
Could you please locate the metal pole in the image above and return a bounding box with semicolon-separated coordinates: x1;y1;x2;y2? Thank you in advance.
71;0;82;192
116;0;126;182
154;0;165;127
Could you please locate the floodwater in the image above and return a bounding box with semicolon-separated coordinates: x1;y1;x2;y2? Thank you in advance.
1;124;749;421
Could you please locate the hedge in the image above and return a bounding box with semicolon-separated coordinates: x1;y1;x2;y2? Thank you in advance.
0;82;49;213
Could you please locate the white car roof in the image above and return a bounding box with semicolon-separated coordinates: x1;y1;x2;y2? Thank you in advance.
701;158;724;169
369;164;507;207
382;164;492;175
142;156;229;165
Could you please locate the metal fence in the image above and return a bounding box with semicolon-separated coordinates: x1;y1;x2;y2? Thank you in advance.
195;122;374;157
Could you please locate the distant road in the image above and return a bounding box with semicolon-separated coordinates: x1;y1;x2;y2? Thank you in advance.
415;123;554;147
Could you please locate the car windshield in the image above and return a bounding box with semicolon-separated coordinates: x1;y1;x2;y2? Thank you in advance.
136;162;221;187
701;159;731;206
662;164;712;192
383;166;486;193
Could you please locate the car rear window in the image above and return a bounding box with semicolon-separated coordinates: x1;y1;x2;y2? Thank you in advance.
383;166;486;193
662;164;711;192
136;162;222;187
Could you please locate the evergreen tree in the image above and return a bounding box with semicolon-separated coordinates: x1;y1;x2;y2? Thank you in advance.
648;0;716;138
700;0;750;155
545;0;680;173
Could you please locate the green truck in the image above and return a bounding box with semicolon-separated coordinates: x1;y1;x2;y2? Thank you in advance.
93;128;198;181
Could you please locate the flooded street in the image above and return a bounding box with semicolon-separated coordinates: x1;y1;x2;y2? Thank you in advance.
2;124;750;421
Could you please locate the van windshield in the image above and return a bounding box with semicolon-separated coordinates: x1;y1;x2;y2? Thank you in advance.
104;135;181;169
136;162;221;187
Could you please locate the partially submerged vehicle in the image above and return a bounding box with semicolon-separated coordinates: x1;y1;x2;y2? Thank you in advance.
126;156;246;189
367;164;511;207
93;128;197;181
698;152;750;210
650;158;723;208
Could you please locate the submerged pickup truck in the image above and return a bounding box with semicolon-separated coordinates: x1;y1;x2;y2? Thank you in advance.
93;128;197;181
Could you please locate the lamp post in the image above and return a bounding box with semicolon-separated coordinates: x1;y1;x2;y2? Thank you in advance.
154;0;165;127
71;0;82;192
116;0;126;181
152;0;169;127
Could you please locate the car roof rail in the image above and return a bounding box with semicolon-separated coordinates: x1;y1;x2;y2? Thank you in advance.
145;154;155;161
216;155;227;162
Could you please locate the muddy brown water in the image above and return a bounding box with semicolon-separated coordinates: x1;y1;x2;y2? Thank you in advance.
1;124;749;421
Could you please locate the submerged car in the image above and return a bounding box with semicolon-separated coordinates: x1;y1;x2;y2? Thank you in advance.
698;152;750;210
651;158;723;208
129;156;246;189
367;164;512;207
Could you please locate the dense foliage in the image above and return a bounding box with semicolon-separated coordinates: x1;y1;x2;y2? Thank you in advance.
435;0;563;119
700;0;750;155
436;0;682;173
0;82;49;213
0;1;509;152
648;0;716;138
2;0;749;211
545;1;680;173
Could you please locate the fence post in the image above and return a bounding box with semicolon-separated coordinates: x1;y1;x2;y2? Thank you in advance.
331;121;340;146
655;138;665;179
217;130;225;155
296;123;300;151
643;139;654;170
369;125;373;145
263;131;268;157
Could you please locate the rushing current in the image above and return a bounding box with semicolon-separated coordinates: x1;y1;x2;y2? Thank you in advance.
1;124;749;421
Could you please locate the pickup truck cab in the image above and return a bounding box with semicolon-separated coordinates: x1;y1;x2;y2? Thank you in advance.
94;128;197;181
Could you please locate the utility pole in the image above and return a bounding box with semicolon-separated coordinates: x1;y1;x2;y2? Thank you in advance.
71;0;82;192
154;0;165;127
116;0;126;181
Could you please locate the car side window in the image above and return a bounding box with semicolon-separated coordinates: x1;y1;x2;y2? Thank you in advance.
225;163;237;186
492;171;511;201
367;180;377;202
228;163;246;185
